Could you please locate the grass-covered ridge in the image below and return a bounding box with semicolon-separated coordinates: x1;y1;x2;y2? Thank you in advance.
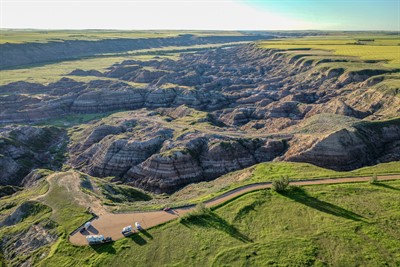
258;34;400;67
40;179;400;266
1;162;399;267
117;161;400;211
258;33;400;97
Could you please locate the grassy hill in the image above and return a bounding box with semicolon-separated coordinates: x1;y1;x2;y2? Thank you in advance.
1;161;400;266
41;179;400;266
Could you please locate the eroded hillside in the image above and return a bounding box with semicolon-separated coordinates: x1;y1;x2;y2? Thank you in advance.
1;39;399;192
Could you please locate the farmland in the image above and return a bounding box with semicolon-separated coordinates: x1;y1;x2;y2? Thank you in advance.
258;34;400;67
0;42;245;86
0;29;245;44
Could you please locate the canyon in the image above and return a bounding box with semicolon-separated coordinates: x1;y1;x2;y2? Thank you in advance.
1;42;399;192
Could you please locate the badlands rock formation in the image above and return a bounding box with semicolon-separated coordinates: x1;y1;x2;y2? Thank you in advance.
1;43;399;192
0;126;66;185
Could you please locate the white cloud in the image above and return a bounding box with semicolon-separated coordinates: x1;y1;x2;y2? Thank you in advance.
1;0;323;30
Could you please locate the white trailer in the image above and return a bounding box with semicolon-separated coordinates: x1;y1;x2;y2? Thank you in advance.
86;235;104;244
86;235;112;245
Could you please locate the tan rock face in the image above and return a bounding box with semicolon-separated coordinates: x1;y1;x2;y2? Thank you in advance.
283;123;400;171
68;110;286;193
123;137;286;193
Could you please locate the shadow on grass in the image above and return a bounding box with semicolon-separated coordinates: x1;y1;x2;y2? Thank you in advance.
130;234;147;246
281;187;365;222
140;229;153;239
180;211;252;243
90;243;116;254
372;182;400;191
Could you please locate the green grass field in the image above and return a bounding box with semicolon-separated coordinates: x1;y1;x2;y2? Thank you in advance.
258;35;400;68
39;179;400;266
113;161;400;212
0;42;244;86
1;161;399;267
0;29;244;44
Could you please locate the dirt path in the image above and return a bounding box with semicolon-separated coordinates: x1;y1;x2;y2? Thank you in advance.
36;171;108;216
69;174;400;246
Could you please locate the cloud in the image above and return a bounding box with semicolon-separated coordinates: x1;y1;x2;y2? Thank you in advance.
1;0;322;30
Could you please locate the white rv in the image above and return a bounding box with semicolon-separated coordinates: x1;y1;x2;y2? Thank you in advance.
86;235;112;244
135;222;143;231
122;225;133;236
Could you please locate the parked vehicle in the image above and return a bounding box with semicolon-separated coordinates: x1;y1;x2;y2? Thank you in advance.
122;225;133;236
135;222;143;231
86;235;112;245
84;222;91;230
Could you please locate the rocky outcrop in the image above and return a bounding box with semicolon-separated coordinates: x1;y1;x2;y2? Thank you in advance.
0;126;66;186
124;137;286;193
1;41;399;193
68;110;287;193
283;119;400;170
1;43;398;126
0;202;57;267
1;224;57;267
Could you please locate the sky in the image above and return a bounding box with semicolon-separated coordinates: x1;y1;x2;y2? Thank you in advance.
0;0;399;31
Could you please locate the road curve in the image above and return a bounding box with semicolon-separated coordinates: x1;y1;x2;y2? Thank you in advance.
69;174;400;246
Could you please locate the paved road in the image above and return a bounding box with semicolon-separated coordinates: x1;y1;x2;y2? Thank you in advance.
69;174;400;246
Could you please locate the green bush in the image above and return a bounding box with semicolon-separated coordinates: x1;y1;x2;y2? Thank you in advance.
272;175;290;192
179;203;210;222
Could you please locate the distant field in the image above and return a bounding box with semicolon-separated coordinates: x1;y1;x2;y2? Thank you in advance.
0;29;244;44
0;43;244;86
0;42;244;86
258;33;400;95
258;35;400;67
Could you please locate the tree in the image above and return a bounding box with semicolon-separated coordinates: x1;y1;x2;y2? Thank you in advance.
272;175;290;192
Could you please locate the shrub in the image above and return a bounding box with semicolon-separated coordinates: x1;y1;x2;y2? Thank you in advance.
179;203;210;222
272;175;290;192
370;173;378;184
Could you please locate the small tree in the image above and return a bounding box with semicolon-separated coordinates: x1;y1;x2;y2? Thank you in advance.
370;173;378;184
272;175;290;192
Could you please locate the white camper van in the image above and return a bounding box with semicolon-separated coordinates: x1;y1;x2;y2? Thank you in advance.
122;225;133;236
135;222;143;231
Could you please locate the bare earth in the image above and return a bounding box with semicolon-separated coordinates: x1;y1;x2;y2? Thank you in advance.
37;172;108;216
69;174;400;246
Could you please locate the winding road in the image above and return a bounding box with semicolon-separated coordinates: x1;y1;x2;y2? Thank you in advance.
69;174;400;246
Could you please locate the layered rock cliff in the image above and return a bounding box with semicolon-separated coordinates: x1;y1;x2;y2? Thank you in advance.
0;126;66;185
1;42;399;192
283;119;400;170
68;109;287;193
